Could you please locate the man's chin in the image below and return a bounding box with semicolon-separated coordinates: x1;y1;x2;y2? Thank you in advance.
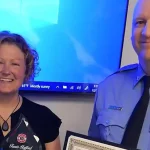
143;54;150;61
138;49;150;61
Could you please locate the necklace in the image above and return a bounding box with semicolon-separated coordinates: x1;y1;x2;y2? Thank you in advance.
0;95;20;132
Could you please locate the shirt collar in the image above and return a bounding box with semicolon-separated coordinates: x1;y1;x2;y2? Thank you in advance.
133;64;145;87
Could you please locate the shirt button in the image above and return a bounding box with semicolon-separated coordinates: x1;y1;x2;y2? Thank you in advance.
137;76;140;81
106;121;109;124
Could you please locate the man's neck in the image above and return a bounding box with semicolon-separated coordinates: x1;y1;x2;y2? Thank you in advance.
139;60;150;76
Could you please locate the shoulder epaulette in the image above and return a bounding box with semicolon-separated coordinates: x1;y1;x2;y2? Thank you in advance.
102;63;138;82
107;63;138;77
118;63;138;72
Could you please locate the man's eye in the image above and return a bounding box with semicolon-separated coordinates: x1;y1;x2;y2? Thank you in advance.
135;20;145;26
137;21;144;24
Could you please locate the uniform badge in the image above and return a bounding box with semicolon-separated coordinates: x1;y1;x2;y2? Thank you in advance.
108;105;122;111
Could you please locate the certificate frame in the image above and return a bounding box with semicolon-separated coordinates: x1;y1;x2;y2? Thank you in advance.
63;131;137;150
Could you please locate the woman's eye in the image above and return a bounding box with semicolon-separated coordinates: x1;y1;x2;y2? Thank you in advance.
12;63;20;66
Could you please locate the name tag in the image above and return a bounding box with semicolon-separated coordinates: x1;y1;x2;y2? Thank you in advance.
108;105;122;111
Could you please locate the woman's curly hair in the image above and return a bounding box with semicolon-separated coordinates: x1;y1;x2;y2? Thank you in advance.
0;31;41;81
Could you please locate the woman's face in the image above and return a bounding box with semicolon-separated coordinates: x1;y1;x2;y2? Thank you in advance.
0;43;26;94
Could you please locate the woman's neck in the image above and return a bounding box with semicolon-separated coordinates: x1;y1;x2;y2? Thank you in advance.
0;92;19;107
0;92;21;122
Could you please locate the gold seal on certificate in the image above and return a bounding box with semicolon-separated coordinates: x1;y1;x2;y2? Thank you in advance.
63;131;137;150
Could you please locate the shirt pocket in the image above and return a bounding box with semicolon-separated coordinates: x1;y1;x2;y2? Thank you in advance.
96;110;130;144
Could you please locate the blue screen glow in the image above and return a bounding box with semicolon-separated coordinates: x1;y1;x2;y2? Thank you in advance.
0;0;128;93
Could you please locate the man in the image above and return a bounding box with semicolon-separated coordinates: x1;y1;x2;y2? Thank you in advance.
88;0;150;150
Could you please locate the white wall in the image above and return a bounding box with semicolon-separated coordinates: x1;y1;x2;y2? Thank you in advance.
23;0;138;149
121;0;138;67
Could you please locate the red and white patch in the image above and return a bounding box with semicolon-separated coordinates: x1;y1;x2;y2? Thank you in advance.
17;134;27;143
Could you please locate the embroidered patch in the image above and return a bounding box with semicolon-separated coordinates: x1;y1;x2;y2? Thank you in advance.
17;134;27;143
108;105;122;111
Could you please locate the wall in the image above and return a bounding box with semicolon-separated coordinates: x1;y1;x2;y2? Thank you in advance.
23;0;137;149
121;0;138;67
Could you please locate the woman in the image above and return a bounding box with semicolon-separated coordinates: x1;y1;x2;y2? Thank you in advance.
0;31;61;150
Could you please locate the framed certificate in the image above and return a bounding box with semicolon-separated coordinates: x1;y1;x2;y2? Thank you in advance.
63;131;137;150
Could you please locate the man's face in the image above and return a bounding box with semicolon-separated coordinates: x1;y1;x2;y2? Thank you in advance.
131;0;150;62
